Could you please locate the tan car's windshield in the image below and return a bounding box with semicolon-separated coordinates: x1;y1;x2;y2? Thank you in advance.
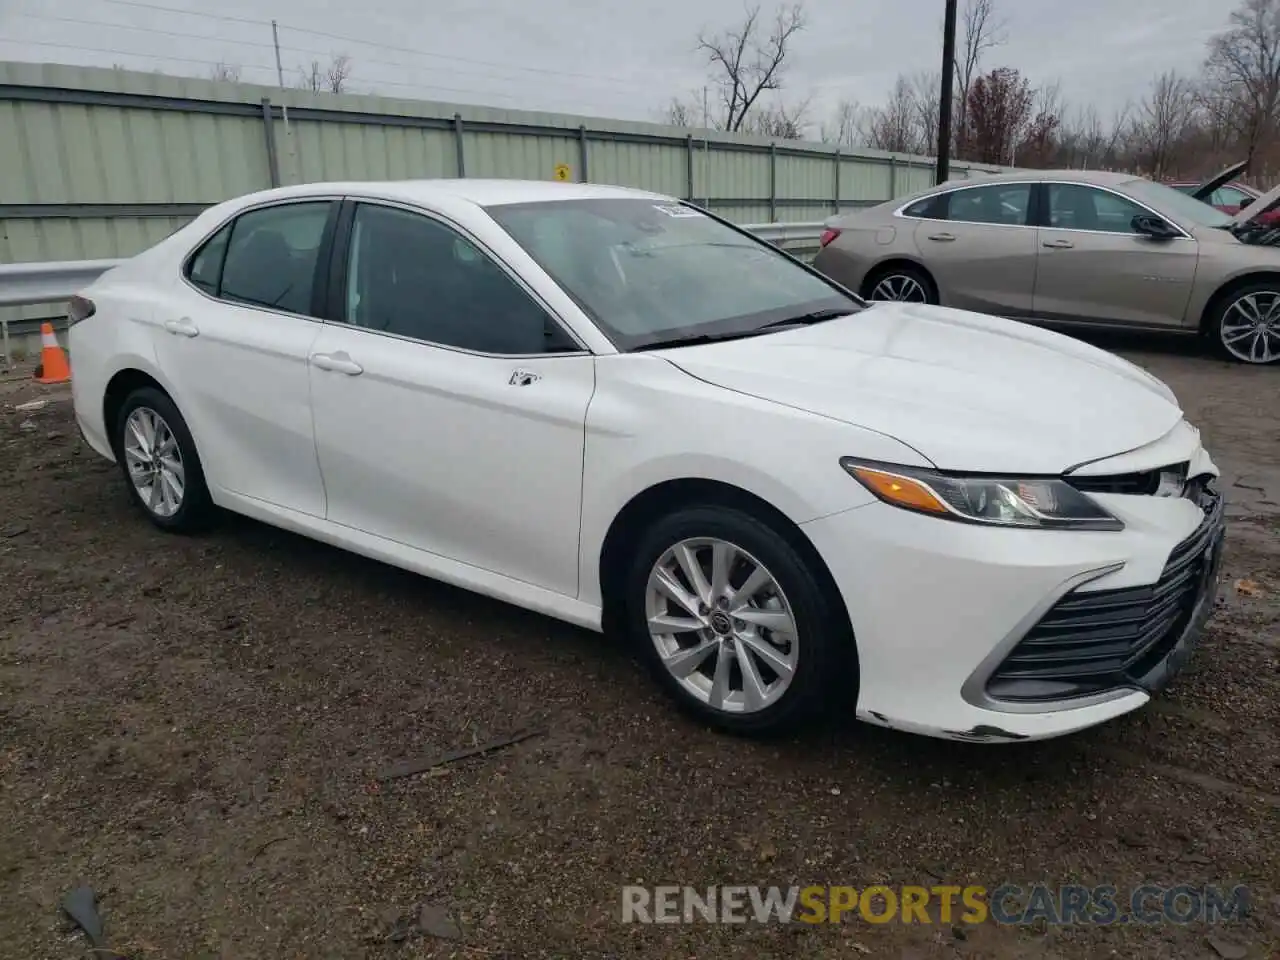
1122;179;1236;229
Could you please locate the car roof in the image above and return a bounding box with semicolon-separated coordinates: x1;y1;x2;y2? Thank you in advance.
218;178;670;209
938;169;1140;187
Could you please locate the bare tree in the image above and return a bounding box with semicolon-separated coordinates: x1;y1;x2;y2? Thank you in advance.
209;61;242;83
297;54;353;94
863;76;924;154
1129;71;1202;178
1204;0;1280;168
909;71;942;153
742;97;812;139
696;3;806;132
954;0;1007;155
820;99;866;147
661;97;697;127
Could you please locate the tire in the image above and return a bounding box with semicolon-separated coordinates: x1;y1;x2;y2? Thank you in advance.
112;386;215;532
863;264;937;305
623;504;852;736
1207;282;1280;365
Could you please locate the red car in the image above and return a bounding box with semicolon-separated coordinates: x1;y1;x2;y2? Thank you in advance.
1168;161;1280;226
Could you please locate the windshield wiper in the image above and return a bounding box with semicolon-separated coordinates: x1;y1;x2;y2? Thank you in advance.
754;308;853;332
632;330;768;351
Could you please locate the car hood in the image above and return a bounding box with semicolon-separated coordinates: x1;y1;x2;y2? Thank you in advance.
1231;179;1280;226
656;302;1184;475
1193;160;1248;200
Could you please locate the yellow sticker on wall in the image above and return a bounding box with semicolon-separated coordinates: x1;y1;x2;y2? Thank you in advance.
553;163;572;181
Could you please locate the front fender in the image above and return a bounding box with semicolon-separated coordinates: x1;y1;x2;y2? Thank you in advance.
575;354;929;607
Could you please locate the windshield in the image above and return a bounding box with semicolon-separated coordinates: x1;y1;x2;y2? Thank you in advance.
484;197;862;350
1121;178;1235;229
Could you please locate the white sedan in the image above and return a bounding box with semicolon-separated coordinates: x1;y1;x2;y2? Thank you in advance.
67;179;1227;742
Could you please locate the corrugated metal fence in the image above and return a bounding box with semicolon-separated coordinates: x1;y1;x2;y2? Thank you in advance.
0;61;1010;331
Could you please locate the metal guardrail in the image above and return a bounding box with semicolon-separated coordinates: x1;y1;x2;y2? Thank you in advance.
0;222;828;367
0;258;125;309
747;221;826;245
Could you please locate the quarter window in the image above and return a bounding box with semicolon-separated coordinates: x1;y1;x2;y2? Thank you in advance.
343;203;578;355
196;201;333;315
1046;185;1153;234
186;223;231;294
944;184;1032;226
902;194;947;219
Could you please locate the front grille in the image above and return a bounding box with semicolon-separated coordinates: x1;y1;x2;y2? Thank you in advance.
986;481;1224;703
1067;461;1189;496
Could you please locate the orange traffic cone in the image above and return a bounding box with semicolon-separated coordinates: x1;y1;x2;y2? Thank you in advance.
33;322;71;384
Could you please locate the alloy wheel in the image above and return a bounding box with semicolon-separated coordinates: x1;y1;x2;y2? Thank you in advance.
644;537;799;714
1220;291;1280;364
869;273;928;303
123;406;186;518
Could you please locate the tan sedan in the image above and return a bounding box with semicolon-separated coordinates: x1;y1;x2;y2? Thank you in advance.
811;169;1280;365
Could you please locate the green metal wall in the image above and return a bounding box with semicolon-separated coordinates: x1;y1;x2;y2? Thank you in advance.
0;61;1009;326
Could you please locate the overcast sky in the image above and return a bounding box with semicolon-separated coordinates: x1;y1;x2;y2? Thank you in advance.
0;0;1232;131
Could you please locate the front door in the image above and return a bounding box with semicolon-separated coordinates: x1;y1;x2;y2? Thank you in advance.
307;200;595;597
153;198;336;517
1032;183;1199;328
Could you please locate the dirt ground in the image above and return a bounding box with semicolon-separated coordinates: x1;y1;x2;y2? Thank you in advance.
0;333;1277;960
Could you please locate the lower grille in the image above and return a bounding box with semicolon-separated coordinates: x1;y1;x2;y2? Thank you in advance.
986;482;1225;703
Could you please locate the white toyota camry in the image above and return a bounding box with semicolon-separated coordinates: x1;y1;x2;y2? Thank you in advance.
67;179;1227;742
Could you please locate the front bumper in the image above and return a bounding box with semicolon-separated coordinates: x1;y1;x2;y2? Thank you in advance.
801;480;1225;742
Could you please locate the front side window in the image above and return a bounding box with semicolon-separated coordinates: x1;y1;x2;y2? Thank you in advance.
484;198;862;351
1047;184;1153;234
342;203;578;355
944;184;1032;226
210;201;333;315
1121;178;1232;229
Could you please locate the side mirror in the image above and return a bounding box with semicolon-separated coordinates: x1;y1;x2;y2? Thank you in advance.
1131;214;1179;240
1238;197;1255;210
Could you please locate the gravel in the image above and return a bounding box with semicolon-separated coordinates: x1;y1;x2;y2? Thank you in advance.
0;334;1277;959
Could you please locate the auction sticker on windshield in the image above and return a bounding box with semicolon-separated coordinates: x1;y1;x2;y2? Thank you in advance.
653;204;704;218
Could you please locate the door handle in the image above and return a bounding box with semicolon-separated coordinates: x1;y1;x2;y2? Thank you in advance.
926;232;957;242
310;351;363;376
1042;239;1074;249
163;317;199;337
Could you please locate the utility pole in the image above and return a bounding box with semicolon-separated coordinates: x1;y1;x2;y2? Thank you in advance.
935;0;958;185
271;19;285;88
702;85;710;208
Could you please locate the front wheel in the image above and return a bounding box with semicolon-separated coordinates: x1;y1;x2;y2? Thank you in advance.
624;505;851;735
1209;284;1280;365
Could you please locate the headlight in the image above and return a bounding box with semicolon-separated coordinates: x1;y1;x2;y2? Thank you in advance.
840;458;1123;531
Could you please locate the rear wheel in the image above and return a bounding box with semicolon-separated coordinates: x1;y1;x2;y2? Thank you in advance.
113;387;214;532
624;505;851;736
863;264;936;304
1209;283;1280;365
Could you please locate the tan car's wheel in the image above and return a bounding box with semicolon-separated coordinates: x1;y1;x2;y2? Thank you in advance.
1211;284;1280;365
864;265;936;305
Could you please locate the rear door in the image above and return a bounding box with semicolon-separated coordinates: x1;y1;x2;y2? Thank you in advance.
905;181;1038;316
155;199;337;516
1031;183;1198;328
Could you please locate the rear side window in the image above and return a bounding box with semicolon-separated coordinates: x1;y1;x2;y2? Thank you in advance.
187;223;231;294
902;194;946;219
185;201;333;316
